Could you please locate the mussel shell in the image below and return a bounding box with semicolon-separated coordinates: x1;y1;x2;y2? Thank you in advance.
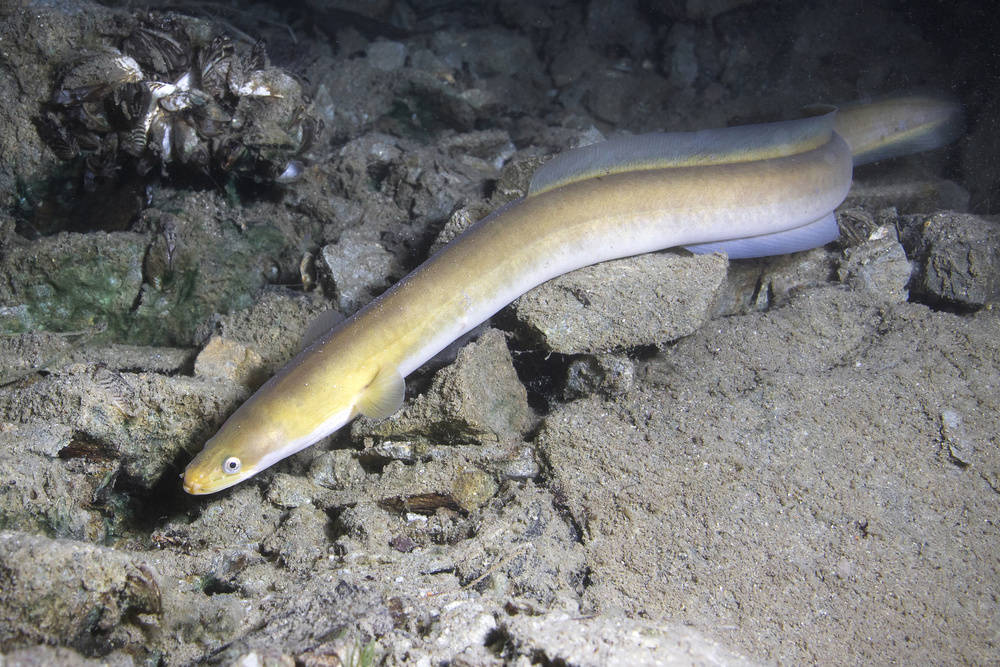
171;118;207;166
275;159;304;183
75;130;104;152
191;101;233;138
147;112;173;161
82;153;120;192
198;35;235;96
124;23;190;78
214;137;247;171
159;90;193;112
109;81;151;125
56;50;143;94
123;119;152;156
51;84;110;107
247;39;268;71
36;112;79;160
76;102;112;134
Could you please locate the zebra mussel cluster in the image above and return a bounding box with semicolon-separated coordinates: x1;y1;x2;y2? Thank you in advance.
39;14;315;191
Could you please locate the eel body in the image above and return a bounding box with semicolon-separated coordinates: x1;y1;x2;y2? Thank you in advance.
183;93;961;494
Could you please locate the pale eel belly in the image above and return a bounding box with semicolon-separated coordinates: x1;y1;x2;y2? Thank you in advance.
182;94;962;494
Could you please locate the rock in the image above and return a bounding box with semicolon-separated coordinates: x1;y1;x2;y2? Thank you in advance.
0;645;137;666
564;354;635;398
549;43;603;88
712;247;844;318
194;336;267;387
317;227;399;314
260;504;330;570
308;450;370;490
665;23;700;87
495;445;540;480
940;409;974;467
198;287;330;375
180;484;285;549
0;329;74;384
438;128;516;175
428;147;538;254
452;483;588;605
503;612;757;666
909;212;1000;307
311;58;399;138
0;232;145;336
0;530;163;655
838;225;912;302
384;599;498;665
0;422;119;541
514;252;728;354
0;190;320;347
365;40;407;71
266;473;319;509
585;69;672;127
0;367;245;490
584;0;655;62
131;191;321;346
763;248;840;307
710;259;771;317
429;203;491;255
429;28;544;82
538;286;1000;663
352;328;532;446
70;344;193;375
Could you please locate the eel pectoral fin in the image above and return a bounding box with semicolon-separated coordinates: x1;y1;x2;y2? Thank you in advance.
683;212;840;259
357;366;406;419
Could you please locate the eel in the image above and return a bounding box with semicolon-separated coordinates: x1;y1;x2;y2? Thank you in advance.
182;93;962;494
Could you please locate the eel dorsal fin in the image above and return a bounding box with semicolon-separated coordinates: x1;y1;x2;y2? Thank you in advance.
299;309;345;350
528;110;836;197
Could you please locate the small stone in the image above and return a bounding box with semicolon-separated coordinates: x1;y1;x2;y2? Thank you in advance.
366;40;407;71
260;504;329;569
366;438;419;463
266;472;315;508
318;227;400;314
451;468;498;512
838;225;912;302
665;23;699;86
912;212;1000;307
564;354;635;398
496;445;540;480
940;409;974;467
389;535;416;553
308;451;368;490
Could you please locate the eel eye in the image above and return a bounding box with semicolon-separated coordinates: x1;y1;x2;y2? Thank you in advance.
222;456;241;474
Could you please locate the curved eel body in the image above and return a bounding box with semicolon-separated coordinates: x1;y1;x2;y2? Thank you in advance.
183;93;961;494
